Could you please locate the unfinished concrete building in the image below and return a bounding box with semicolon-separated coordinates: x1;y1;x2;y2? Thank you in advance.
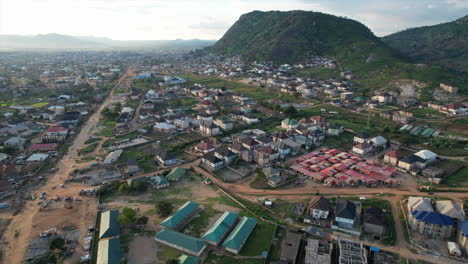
304;238;332;264
338;238;368;264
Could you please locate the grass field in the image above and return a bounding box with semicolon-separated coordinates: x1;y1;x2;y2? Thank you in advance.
29;102;49;108
240;221;276;256
78;142;98;156
99;120;115;137
179;74;277;100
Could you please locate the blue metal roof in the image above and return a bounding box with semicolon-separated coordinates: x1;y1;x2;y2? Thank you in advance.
411;211;454;226
460;221;468;237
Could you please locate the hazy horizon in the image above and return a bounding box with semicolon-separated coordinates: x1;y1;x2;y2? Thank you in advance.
0;0;467;40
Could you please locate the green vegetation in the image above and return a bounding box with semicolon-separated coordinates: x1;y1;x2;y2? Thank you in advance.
382;14;468;73
99;120;115;137
240;221;276;256
205;10;467;96
184;204;220;237
205;254;264;264
84;137;102;144
157;201;174;217
398;206;410;243
411;108;445;119
77;156;96;163
29;102;49;108
180;74;277;100
78;142;98;156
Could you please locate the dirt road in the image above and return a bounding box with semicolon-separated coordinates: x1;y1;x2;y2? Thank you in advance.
0;68;132;264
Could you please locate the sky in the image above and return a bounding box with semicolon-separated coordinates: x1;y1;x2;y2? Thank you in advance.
0;0;467;40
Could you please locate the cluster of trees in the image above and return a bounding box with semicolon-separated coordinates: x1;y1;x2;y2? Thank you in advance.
259;101;297;117
157;201;173;217
118;207;148;226
101;102;122;121
118;181;148;194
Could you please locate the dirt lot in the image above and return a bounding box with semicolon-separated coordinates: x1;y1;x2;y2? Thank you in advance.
127;236;159;264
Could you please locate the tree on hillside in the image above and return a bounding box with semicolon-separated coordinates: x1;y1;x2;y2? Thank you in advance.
157;201;173;217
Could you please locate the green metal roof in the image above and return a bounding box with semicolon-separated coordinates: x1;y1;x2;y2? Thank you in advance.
155;229;206;255
282;118;298;126
166;167;186;181
97;237;120;264
150;175;169;187
202;211;239;244
160;201;199;229
99;210;120;239
222;216;257;252
178;254;200;264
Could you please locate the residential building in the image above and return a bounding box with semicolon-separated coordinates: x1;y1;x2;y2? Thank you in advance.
306;196;331;221
166;167;186;182
370;136;387;147
155;151;177;167
363;208;385;239
150;175;170;189
435;200;466;221
353;133;370;144
457;221;468;254
407;197;433;212
409;211;454;238
214;117;233;131
202;153;224;170
352;143;373;156
282;118;299;130
383;150;404;166
126;158;139;175
335;200;357;230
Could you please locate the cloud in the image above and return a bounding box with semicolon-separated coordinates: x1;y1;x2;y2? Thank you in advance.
1;0;467;39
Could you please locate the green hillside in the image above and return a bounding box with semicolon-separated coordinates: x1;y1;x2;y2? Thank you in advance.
382;15;468;72
207;10;467;95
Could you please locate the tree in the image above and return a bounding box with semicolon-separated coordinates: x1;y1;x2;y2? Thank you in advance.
136;216;149;225
2;145;16;155
118;182;130;193
166;259;178;264
157;201;173;217
119;207;137;225
49;237;65;251
283;105;297;118
133;181;148;193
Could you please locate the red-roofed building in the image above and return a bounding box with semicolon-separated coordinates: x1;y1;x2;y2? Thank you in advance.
46;126;68;136
29;143;57;152
384;150;405;165
352;143;373;156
